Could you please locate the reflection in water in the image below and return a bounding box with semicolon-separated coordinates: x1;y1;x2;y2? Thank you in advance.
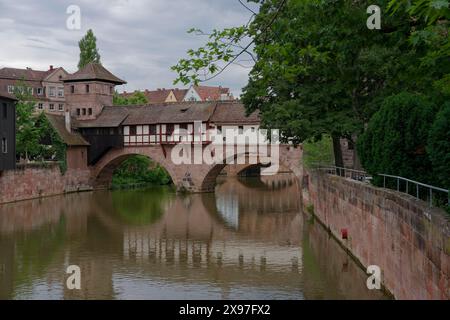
0;174;388;300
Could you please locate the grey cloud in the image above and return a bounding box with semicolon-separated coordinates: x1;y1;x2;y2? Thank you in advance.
0;0;259;97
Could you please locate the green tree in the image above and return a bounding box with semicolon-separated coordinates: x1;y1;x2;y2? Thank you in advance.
172;0;434;167
387;0;450;95
112;155;172;188
35;113;67;173
427;102;450;190
14;81;40;161
78;29;101;69
357;92;437;185
113;91;148;106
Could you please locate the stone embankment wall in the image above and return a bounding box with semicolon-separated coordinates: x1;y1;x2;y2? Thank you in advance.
0;163;91;204
302;170;449;300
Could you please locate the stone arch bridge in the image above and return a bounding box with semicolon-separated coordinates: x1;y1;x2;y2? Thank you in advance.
91;144;302;193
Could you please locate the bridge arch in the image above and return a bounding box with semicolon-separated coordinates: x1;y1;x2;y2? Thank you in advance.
91;146;181;189
200;145;303;192
91;144;302;193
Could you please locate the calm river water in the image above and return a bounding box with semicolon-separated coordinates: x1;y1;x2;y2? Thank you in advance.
0;175;388;300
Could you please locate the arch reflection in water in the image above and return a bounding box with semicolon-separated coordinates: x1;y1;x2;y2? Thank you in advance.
0;174;388;300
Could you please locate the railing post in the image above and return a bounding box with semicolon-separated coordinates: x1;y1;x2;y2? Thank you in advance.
429;188;433;207
397;177;399;191
416;184;419;199
406;180;408;195
383;175;386;188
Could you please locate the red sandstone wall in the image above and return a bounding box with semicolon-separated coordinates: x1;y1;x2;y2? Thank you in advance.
302;170;450;300
0;163;91;204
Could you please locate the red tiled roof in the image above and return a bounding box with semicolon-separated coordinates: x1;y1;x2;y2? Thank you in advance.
173;88;188;101
193;85;233;101
0;67;54;81
144;89;172;104
64;63;126;85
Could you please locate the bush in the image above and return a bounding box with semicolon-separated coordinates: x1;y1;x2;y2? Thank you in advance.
303;135;335;168
112;155;172;188
357;92;437;185
427;103;450;190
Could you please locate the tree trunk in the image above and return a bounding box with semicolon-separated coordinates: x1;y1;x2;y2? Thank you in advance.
352;135;363;171
332;134;344;169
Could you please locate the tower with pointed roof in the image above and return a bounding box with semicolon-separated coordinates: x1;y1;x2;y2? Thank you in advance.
63;63;126;120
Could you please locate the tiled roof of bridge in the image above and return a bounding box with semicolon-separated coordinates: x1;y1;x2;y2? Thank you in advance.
63;63;126;84
210;102;260;124
123;102;217;125
72;101;260;128
45;113;90;146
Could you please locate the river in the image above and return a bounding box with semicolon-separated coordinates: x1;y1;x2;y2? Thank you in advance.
0;174;388;300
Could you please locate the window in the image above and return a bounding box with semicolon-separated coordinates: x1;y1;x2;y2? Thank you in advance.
58;104;64;111
76;108;81;116
2;103;7;119
1;138;7;153
216;125;222;134
7;85;14;94
58;87;64;97
37;88;43;95
129;125;137;136
149;125;157;135
49;103;54;110
82;108;86;115
88;108;92;115
238;126;244;134
71;85;75;94
38;103;43;110
86;85;90;93
166;124;174;135
49;87;56;97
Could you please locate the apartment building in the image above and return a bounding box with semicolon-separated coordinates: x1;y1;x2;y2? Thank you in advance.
0;65;69;113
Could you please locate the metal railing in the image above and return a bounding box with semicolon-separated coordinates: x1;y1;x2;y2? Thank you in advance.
318;166;372;182
316;165;449;208
379;174;449;208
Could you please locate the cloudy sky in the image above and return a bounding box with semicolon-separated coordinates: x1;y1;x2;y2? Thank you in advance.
0;0;259;97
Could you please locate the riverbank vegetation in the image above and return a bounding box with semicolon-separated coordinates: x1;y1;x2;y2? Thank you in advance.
303;136;334;169
14;82;67;172
111;155;172;189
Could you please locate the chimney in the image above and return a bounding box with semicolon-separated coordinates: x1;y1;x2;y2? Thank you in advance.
49;65;54;71
65;110;71;133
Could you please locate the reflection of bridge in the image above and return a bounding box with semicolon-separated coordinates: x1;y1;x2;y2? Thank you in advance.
0;174;384;300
